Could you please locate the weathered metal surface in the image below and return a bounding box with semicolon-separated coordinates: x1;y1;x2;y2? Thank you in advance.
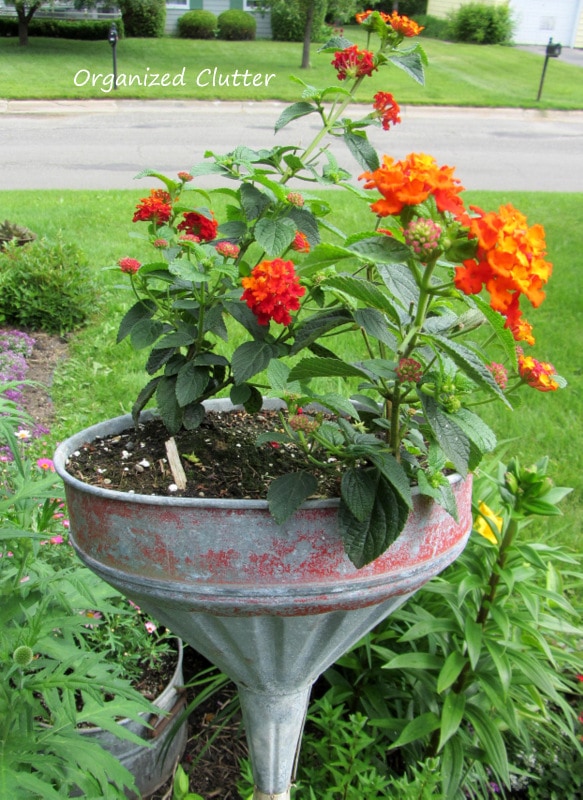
53;403;473;796
54;406;472;617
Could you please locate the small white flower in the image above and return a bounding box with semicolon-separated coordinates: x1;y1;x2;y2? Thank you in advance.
168;483;178;492
15;430;31;440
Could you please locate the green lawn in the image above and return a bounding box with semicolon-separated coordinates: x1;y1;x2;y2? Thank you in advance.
0;29;581;108
1;187;581;549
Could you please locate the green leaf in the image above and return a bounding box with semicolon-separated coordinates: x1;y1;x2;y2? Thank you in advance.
183;402;205;430
420;396;470;477
442;738;465;800
232;340;277;383
129;318;164;350
323;274;399;319
152;326;197;350
341;468;377;523
343;131;380;172
156;376;182;434
254;217;296;256
287;206;320;247
470;294;517;367
377;262;420;310
339;477;405;568
384;652;444;671
437;651;468;693
354;307;398;348
145;346;175;376
300;242;356;272
274;101;319;133
388;49;426;85
464;617;483;670
429;334;511;406
348;235;411;264
438;691;466;752
288;357;370;383
290;309;354;355
168;258;208;283
267;471;319;524
240;183;271;221
176;362;209;407
366;451;412;511
464;703;510;785
116;299;157;343
388;712;440;749
132;377;160;424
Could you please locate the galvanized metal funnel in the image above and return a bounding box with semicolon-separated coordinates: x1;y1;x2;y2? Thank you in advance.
54;408;472;798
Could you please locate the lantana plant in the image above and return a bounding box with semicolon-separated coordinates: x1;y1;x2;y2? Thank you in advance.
116;11;564;567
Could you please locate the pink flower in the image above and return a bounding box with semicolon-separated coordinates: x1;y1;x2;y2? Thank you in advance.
119;257;141;275
145;621;157;634
50;535;64;545
36;458;55;472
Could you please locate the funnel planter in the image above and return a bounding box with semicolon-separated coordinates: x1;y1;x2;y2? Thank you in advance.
54;401;473;800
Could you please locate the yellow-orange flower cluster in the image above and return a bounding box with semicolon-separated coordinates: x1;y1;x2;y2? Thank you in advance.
241;258;305;326
517;352;559;392
356;9;424;36
454;204;552;342
360;152;466;219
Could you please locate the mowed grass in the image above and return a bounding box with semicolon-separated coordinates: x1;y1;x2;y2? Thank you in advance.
0;28;581;108
1;188;581;547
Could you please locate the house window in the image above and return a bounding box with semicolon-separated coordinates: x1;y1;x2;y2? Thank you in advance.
166;0;188;7
243;0;260;9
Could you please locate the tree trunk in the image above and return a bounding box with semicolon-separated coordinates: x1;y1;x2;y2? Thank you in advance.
17;14;29;46
301;1;316;69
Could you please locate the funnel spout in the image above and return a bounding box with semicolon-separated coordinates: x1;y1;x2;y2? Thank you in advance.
239;684;310;797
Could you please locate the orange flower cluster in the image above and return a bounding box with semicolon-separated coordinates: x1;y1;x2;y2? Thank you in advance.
132;190;173;224
177;211;218;242
373;91;401;131
356;9;424;36
360;152;465;219
332;45;377;81
454;204;552;343
241;258;305;326
517;352;559;392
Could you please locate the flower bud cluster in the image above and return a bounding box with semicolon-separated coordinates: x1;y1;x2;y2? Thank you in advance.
404;217;442;262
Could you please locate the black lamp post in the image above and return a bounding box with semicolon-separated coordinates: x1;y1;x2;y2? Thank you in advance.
108;22;119;91
537;37;562;101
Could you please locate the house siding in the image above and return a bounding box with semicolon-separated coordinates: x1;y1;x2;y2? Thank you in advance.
167;0;272;37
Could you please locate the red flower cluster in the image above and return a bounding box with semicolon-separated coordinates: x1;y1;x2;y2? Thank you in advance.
373;92;401;131
454;204;552;342
177;211;218;242
517;352;559;392
215;241;240;259
132;190;173;224
241;258;305;326
332;45;377;81
118;257;141;274
291;231;310;253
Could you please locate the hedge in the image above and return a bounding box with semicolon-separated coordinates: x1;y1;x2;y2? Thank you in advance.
0;17;124;40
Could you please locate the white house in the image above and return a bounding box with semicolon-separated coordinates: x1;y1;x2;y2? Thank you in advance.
427;0;583;48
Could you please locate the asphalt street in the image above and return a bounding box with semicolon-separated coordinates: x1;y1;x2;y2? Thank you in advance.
1;99;582;192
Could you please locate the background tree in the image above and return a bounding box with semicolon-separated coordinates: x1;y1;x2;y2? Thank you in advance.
10;0;43;46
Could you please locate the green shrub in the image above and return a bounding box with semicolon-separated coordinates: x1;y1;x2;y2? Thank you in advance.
270;0;328;43
0;238;98;334
0;16;124;40
217;9;256;41
416;13;450;40
448;1;514;44
177;9;217;39
325;0;359;25
118;0;165;37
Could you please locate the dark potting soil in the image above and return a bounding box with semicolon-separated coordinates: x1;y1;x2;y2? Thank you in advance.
64;409;343;501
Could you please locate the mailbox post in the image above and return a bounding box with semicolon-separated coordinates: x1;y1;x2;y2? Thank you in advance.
108;23;119;91
537;37;562;101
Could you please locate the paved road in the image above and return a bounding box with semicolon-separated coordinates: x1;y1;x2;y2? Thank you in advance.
1;99;582;192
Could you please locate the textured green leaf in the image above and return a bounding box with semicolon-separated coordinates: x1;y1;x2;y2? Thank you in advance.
438;691;466;752
354;307;398;348
470;294;517;367
377;262;420;310
288;356;370;383
341;468;377;523
240;183;271;221
420;395;470;477
152;326;197;350
176;362;209;407
290;309;354;355
287;206;321;247
300;242;356;271
116;299;157;343
323;274;399;318
343;131;380;171
168;259;208;283
254;217;296;256
129;318;164;350
232;340;277;383
145;346;175;376
156;376;182;434
348;235;411;264
267;471;318;524
131;377;160;424
274;101;319;133
430;334;511;406
388;49;426;85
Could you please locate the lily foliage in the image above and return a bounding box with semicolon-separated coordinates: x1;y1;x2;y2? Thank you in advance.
116;11;564;567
